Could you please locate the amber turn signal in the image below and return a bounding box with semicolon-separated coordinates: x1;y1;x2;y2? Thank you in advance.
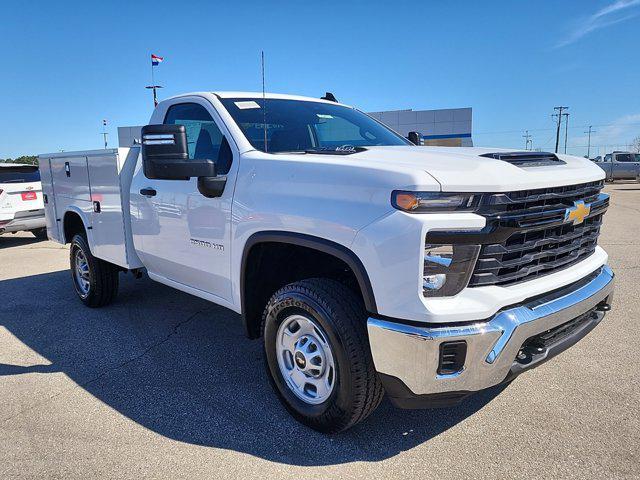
394;192;419;211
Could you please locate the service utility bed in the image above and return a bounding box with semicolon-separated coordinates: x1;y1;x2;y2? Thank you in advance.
39;148;143;269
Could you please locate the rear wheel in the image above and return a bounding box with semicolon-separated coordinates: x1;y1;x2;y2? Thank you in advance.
31;228;48;240
262;278;383;433
70;234;119;307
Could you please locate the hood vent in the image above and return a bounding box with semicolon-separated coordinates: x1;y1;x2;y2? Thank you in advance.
480;151;566;167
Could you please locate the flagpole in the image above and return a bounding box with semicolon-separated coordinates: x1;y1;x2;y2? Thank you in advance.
146;54;162;108
152;59;157;107
151;56;155;90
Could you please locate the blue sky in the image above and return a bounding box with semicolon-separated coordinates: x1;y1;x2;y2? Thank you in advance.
1;0;639;158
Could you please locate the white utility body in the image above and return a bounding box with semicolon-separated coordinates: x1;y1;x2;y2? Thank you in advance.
40;91;615;432
40;148;142;268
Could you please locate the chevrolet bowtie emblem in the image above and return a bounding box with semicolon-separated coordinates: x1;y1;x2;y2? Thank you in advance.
564;200;591;225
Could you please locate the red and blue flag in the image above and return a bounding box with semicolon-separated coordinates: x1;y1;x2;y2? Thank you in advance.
151;54;163;66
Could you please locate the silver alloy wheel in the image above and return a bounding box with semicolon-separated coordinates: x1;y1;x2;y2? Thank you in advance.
74;249;91;297
276;314;336;405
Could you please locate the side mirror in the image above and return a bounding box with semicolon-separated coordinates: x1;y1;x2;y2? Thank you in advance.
141;124;216;180
407;131;422;146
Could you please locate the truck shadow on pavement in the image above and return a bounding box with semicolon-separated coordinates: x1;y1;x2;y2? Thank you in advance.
0;270;507;466
0;235;44;248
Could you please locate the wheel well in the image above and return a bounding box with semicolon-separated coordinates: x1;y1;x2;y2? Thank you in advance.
63;211;86;244
242;238;374;339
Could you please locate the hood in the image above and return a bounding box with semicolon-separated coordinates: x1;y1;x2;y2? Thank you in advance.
344;146;605;192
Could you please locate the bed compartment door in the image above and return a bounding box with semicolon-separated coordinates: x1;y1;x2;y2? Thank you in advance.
87;151;128;268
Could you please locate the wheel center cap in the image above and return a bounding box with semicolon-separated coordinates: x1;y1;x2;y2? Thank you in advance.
294;351;306;369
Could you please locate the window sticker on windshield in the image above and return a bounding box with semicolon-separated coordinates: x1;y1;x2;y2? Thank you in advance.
235;101;261;109
317;114;334;119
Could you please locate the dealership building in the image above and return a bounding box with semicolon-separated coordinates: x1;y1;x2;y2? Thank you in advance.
367;107;473;147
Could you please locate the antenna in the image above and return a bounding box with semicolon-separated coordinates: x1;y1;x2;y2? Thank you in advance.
261;51;268;153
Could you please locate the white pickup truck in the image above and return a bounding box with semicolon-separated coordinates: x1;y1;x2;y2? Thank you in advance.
39;92;615;432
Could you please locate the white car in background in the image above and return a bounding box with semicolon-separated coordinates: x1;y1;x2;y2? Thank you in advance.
0;163;47;238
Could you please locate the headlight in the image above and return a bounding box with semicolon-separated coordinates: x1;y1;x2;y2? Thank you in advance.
392;191;480;213
423;244;480;297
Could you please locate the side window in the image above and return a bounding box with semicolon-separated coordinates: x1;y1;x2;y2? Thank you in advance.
164;103;232;174
615;154;633;162
604;154;611;163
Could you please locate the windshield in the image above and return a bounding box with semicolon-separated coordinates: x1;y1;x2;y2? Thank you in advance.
219;97;410;153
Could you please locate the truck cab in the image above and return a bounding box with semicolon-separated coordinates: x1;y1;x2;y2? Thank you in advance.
596;151;640;181
40;91;615;433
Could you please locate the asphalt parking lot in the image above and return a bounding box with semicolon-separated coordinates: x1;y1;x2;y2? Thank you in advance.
1;183;638;479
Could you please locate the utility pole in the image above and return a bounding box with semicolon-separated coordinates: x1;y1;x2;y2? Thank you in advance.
522;130;532;151
101;119;108;149
553;106;568;153
562;112;569;154
584;125;595;158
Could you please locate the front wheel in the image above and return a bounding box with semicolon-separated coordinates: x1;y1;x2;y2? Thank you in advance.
262;278;383;433
70;234;119;307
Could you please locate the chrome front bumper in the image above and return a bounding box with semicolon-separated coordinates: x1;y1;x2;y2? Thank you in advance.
367;265;614;405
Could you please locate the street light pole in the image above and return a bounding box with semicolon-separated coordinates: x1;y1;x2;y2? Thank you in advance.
145;85;163;107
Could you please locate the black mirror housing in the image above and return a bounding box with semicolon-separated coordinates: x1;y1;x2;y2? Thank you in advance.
141;124;216;180
407;131;422;146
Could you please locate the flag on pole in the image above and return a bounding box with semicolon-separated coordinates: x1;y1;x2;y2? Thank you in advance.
151;54;163;66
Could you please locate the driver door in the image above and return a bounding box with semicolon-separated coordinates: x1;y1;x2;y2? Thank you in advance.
131;101;236;302
613;153;637;179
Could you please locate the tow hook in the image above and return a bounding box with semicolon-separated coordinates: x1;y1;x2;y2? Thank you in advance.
596;302;612;312
517;341;545;364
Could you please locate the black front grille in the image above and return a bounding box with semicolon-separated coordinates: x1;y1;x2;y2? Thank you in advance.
469;180;608;287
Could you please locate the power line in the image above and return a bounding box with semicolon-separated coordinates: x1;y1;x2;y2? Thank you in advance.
474;121;640;136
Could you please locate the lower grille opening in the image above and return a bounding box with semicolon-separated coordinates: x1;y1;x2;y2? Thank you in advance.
438;341;467;375
516;308;598;365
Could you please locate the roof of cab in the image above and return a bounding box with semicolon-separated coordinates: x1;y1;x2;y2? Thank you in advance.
163;91;351;108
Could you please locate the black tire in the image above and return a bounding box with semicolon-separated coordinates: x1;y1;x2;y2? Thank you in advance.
262;278;383;433
69;233;119;307
31;228;48;240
